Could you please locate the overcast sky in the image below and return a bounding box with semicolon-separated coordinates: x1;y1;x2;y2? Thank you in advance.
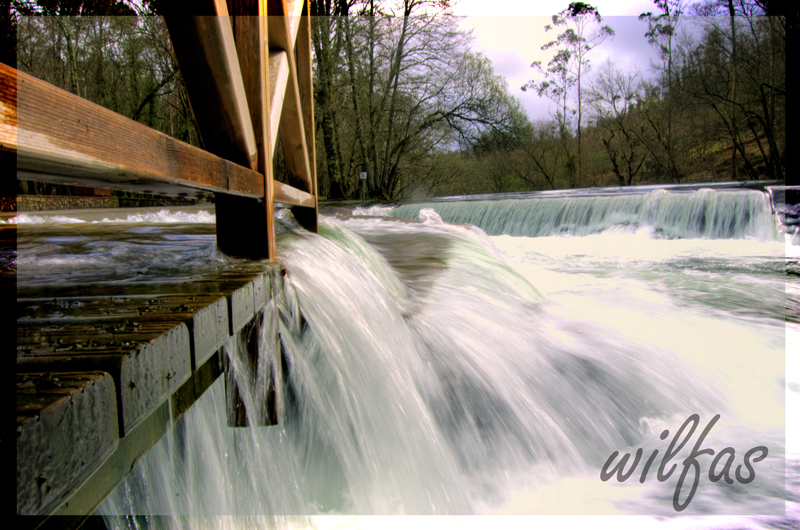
448;0;694;122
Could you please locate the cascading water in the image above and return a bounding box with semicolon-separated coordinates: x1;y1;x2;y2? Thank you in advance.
392;188;780;240
10;188;798;529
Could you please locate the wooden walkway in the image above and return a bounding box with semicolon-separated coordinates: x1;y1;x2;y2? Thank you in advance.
6;1;319;523
17;260;283;520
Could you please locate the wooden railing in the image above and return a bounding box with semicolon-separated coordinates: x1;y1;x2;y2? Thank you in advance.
1;0;318;260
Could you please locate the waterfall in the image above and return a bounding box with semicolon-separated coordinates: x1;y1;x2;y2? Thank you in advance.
90;191;795;528
392;188;779;241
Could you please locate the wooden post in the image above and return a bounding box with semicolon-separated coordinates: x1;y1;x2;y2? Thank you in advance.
164;8;274;260
267;0;318;232
220;0;283;426
293;3;318;232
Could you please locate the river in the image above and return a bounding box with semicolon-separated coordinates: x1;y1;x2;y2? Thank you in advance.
10;184;799;529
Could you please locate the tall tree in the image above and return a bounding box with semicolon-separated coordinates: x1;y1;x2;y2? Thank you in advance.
639;0;690;182
524;2;613;187
311;0;354;199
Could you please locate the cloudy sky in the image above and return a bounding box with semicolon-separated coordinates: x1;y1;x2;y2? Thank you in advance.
448;0;697;122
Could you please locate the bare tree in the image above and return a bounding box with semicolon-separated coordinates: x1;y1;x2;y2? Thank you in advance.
588;60;646;186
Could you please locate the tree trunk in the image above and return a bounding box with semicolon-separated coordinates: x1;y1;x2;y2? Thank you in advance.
311;15;345;198
343;16;371;197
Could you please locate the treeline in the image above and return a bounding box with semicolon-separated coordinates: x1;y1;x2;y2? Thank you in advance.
469;0;785;195
310;0;525;200
14;8;200;148
311;0;784;198
8;0;786;201
13;2;202;197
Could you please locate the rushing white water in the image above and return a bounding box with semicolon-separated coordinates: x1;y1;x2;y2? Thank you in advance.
12;189;798;529
393;188;780;241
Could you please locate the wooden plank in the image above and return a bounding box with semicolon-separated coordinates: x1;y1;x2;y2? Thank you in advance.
215;2;277;260
17;372;119;516
16;273;270;300
228;268;271;334
18;295;230;370
268;0;304;50
161;14;258;171
0;62;15;153
274;180;315;207
17;321;191;436
17;264;281;349
293;3;318;232
297;5;316;198
276;54;314;195
171;350;223;423
266;2;312;190
49;401;171;517
268;50;290;156
7;65;265;199
265;1;316;234
277;71;313;197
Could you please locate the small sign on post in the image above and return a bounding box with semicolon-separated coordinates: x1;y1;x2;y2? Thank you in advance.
360;172;367;202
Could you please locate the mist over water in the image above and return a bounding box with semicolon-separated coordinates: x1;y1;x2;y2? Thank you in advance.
13;188;797;528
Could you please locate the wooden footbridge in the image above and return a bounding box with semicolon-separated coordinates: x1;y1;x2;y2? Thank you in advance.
5;1;319;524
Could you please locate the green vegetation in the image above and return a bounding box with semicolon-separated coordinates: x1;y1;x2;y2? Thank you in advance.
7;0;786;202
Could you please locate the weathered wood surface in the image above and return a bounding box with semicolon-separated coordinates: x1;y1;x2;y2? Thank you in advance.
233;10;277;259
171;351;224;423
16;261;284;516
162;13;258;171
3;63;314;209
17;294;230;369
267;0;318;232
8;64;259;198
274;179;315;207
47;401;171;518
17;372;119;516
214;1;279;260
0;61;15;153
297;7;317;200
17;320;191;436
268;2;314;198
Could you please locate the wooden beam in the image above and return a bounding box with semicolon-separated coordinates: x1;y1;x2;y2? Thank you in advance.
265;1;317;233
17;321;191;436
294;3;318;231
17;372;119;516
268;0;304;50
267;50;290;155
18;294;230;371
297;4;316;197
0;62;15;154
161;14;258;171
6;64;265;198
267;1;316;217
170;350;223;424
47;401;171;517
274;180;315;207
215;2;278;260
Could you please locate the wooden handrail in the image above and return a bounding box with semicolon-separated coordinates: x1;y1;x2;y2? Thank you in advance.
3;64;314;208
